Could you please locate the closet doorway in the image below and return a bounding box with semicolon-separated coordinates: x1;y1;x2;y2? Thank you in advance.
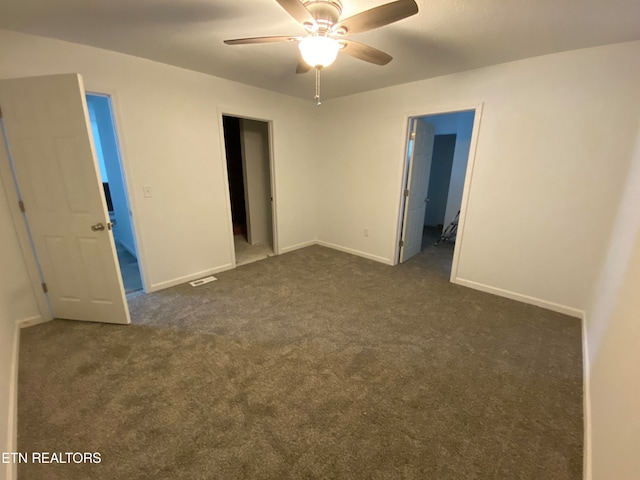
222;115;275;266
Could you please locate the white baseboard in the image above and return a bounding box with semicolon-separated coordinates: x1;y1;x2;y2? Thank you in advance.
17;315;48;329
582;312;592;480
7;321;21;480
279;240;317;254
452;278;590;478
453;277;584;318
316;241;394;265
6;316;47;480
280;239;394;266
148;264;234;292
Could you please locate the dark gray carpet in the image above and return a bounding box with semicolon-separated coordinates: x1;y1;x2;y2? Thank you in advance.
18;237;583;479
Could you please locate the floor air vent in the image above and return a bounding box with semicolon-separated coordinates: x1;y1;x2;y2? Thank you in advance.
189;276;217;287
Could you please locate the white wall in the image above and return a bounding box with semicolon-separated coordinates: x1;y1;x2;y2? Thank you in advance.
2;29;640;479
0;149;41;480
240;119;272;247
316;40;640;313
0;28;318;292
586;119;640;480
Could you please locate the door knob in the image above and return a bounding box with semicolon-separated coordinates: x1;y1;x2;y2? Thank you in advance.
91;223;105;231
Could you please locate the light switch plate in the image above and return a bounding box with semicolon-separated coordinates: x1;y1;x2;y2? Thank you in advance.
143;185;153;198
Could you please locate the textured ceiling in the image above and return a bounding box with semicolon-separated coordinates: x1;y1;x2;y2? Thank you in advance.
0;0;639;100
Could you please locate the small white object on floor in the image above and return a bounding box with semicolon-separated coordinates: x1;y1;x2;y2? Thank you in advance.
189;276;217;287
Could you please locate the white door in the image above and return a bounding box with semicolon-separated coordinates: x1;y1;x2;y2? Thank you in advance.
0;74;130;324
400;118;435;263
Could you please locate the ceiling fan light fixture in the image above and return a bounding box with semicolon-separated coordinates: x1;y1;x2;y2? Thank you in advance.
298;35;340;68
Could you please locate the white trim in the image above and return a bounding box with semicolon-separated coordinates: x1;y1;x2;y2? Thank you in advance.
401;102;482;122
7;321;20;480
280;240;317;254
316;241;393;265
393;103;484;271
392;117;414;264
217;107;280;264
84;88;150;294
216;110;238;270
582;312;592;480
6;316;46;480
148;264;234;292
452;277;585;318
449;103;484;281
267;120;279;256
280;239;395;266
17;315;47;329
152;237;321;289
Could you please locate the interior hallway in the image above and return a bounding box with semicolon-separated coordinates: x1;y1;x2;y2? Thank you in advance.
114;240;142;294
417;225;455;273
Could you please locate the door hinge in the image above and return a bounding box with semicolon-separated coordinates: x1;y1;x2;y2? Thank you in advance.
399;240;404;247
404;189;409;197
41;283;48;294
18;200;25;212
0;105;3;118
410;132;416;140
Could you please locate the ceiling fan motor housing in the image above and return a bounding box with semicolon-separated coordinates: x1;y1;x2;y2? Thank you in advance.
303;0;343;31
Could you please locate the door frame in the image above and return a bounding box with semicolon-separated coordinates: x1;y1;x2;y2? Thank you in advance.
217;107;279;268
393;102;484;282
85;89;149;293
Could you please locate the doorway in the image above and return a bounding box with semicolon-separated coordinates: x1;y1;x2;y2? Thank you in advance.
397;109;478;275
222;115;275;266
86;93;143;294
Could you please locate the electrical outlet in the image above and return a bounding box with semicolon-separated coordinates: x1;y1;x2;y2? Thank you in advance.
143;185;153;198
364;228;369;237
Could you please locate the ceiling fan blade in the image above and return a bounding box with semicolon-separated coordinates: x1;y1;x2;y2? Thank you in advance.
340;40;393;65
296;56;312;74
275;0;315;25
224;36;299;45
333;0;418;35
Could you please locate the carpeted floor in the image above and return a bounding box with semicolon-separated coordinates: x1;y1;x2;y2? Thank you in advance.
17;236;583;479
234;234;274;267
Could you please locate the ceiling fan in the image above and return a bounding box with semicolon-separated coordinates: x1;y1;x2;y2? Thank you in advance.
224;0;419;104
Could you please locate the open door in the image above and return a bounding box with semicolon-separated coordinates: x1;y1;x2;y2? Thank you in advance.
0;74;130;324
400;118;435;263
240;119;273;249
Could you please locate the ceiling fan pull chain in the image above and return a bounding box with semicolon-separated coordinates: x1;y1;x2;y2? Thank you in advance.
315;67;322;106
